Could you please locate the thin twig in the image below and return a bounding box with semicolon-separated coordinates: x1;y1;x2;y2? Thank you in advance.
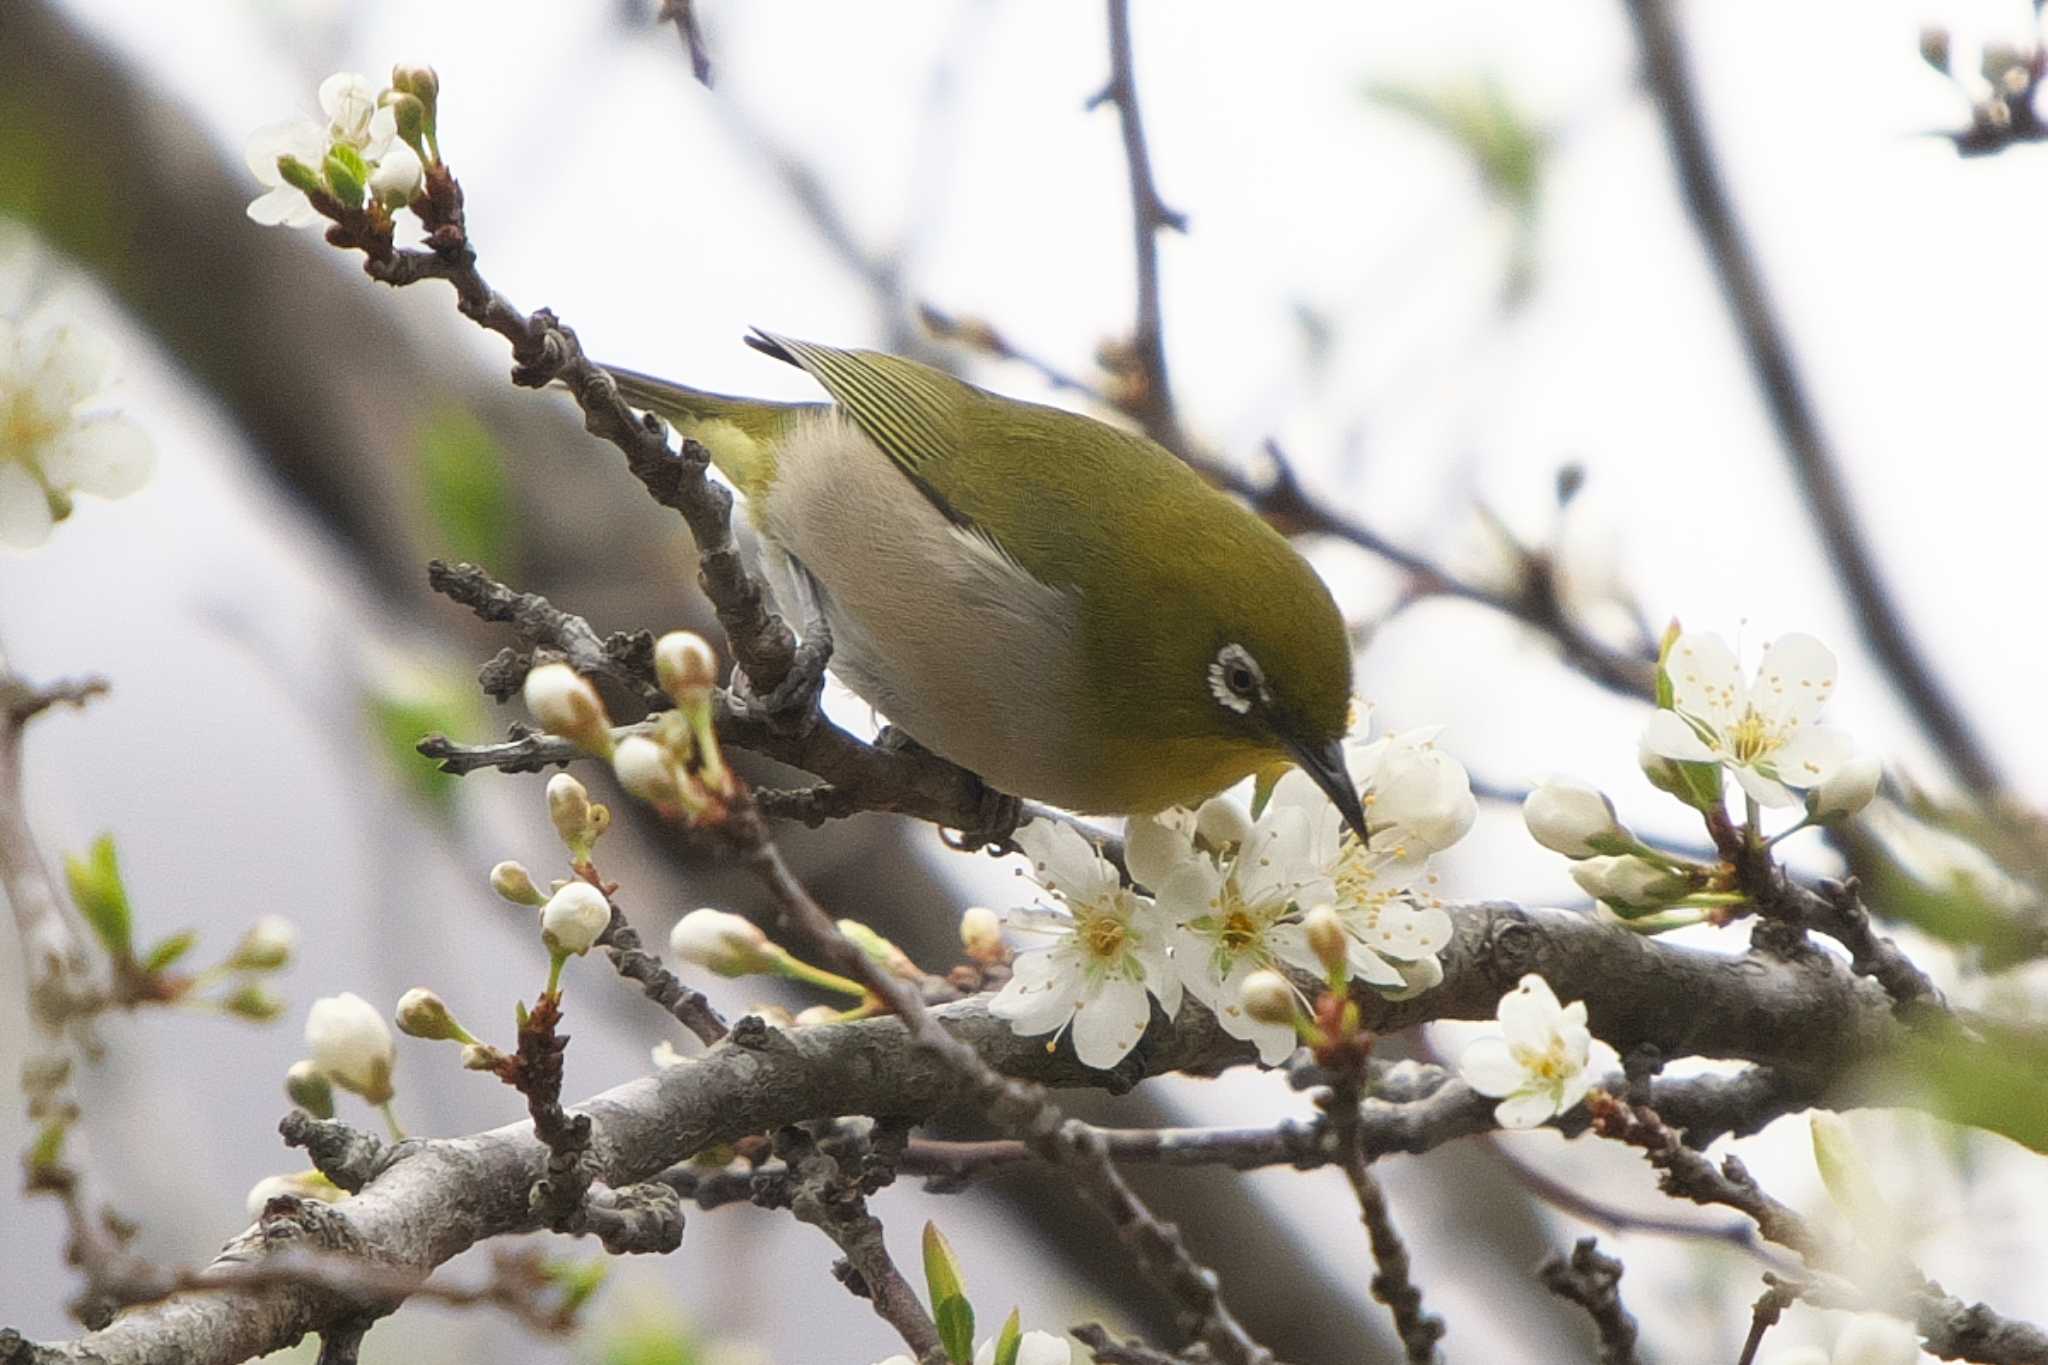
596;897;729;1046
1539;1238;1642;1365
1089;0;1189;455
1623;0;2004;797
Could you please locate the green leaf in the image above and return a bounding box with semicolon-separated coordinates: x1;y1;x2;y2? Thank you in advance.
413;405;516;572
923;1221;974;1364
361;661;486;816
935;1299;976;1365
993;1308;1024;1365
1884;1022;2048;1154
63;833;133;963
323;144;366;209
140;928;199;975
1365;77;1545;215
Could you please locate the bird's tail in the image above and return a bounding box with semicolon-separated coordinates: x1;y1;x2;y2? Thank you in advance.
601;363;804;502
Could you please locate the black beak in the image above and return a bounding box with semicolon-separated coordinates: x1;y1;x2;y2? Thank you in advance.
1288;736;1369;844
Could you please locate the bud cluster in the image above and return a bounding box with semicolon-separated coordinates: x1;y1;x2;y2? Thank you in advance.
610;631;739;822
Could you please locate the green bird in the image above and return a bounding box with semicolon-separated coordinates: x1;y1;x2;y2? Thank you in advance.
606;331;1367;838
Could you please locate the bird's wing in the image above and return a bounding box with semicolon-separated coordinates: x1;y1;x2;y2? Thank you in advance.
746;329;977;526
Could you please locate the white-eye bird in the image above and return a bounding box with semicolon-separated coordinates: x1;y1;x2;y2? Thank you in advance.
606;331;1369;839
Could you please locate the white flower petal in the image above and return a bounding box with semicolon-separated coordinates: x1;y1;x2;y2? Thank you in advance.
319;72;379;138
1772;724;1856;789
1248;1015;1298;1065
1071;975;1150;1069
1734;762;1801;809
1497;974;1563;1047
1458;1037;1526;1096
1751;632;1837;729
990;963;1079;1037
30;323;111;413
40;417;152;499
1014;819;1113;902
1642;708;1716;763
246;185;317;228
0;462;55;548
1554;1067;1594;1116
1494;1088;1559;1130
364;103;399;159
244;119;326;185
1124;812;1191;890
1666;631;1744;730
1156;858;1222;926
1346;939;1407;988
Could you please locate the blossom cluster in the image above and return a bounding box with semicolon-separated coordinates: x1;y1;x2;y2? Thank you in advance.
985;727;1476;1069
245;68;437;228
1522;630;1884;926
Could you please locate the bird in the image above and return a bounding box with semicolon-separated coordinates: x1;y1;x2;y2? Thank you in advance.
605;330;1367;840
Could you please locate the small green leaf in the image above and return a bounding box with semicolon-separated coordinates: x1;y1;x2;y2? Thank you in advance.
140;928;199;974
323;143;367;209
361;661;487;815
63;834;133;964
935;1298;976;1365
993;1308;1024;1365
414;405;515;571
923;1221;974;1364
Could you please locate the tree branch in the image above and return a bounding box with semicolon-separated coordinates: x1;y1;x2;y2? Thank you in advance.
1622;0;2004;797
1538;1238;1641;1365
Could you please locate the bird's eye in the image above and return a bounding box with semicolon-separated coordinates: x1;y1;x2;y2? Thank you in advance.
1208;644;1265;715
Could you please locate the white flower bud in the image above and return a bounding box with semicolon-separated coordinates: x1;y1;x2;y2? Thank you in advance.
1239;969;1297;1027
1807;752;1882;825
490;860;545;906
394;988;469;1042
1193;796;1251;850
795;1004;841;1027
959;906;1005;963
1637;730;1688;798
284;1059;335;1118
1522;778;1630;858
1832;1314;1921;1365
367;143;423;208
304;992;395;1104
541;882;612;958
523;663;614;756
612;735;682;806
670;908;779;976
1302;904;1349;976
1373;735;1477;854
225;915;297;972
1570;855;1690;913
546;773;602;854
838;917;917;978
654;631;720;705
246;1170;344;1220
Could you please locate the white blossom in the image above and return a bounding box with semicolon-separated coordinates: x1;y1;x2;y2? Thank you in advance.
541;882;611;957
1458;974;1596;1129
1643;632;1855;808
0;312;152;548
244;72;398;226
1269;727;1466;996
1522;778;1629;858
974;1331;1073;1365
1569;854;1690;913
990;819;1179;1070
304;992;395;1104
1154;801;1333;1064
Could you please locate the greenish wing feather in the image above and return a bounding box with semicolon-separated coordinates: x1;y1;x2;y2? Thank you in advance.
749;330;969;485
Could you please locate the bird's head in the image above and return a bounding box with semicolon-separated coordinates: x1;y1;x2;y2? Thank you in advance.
1102;513;1363;837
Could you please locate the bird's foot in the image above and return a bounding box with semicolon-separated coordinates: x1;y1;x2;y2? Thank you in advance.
942;779;1024;855
873;727;1023;853
728;625;832;734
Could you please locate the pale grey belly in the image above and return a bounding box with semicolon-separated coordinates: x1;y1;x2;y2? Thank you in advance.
754;416;1093;805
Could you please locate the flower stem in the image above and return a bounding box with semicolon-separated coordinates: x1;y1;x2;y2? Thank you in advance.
772;951;870;999
546;952;567;997
379;1101;407;1142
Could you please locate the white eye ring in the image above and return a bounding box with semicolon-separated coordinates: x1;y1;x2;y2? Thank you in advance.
1208;643;1264;715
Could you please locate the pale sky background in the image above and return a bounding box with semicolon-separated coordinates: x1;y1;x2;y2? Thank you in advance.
4;0;2047;1361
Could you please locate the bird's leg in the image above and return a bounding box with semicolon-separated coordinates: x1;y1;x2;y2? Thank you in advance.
727;607;833;734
